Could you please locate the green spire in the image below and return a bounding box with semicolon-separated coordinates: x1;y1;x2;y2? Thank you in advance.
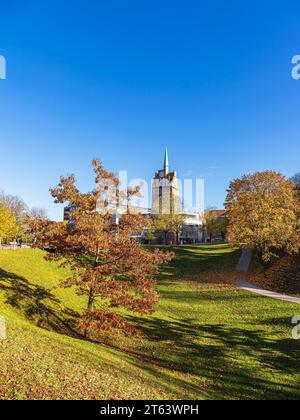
164;147;169;175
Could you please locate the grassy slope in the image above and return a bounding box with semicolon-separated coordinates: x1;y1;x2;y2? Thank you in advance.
1;246;300;400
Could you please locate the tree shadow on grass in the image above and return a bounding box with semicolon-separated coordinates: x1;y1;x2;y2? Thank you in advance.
157;248;241;284
124;314;300;400
0;268;81;338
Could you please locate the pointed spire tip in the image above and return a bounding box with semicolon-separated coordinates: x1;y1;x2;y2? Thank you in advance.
164;147;169;175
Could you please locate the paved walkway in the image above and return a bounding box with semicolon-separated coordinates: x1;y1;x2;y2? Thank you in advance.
236;280;300;305
0;245;29;250
236;249;300;305
236;248;252;273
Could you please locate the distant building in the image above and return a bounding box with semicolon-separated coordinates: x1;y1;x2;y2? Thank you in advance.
152;148;180;215
180;211;203;244
150;149;202;244
64;149;203;244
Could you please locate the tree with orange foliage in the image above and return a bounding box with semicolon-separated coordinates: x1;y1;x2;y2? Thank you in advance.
225;171;300;262
30;160;173;338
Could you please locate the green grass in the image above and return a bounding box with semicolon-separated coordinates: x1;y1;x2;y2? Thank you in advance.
1;245;300;400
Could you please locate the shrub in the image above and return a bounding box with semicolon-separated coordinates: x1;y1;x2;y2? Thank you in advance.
253;254;300;294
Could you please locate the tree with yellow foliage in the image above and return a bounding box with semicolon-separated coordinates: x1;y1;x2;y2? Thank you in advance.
225;171;300;262
0;203;18;245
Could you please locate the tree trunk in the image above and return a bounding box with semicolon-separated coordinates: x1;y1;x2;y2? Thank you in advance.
84;287;95;339
87;288;94;311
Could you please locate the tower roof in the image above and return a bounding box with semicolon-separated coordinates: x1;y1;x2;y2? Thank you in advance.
164;147;169;175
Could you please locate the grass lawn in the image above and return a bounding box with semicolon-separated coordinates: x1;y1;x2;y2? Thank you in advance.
1;245;300;400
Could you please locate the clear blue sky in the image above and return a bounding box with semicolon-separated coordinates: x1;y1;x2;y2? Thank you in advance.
1;0;300;220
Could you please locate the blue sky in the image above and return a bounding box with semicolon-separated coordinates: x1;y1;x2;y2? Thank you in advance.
1;0;300;220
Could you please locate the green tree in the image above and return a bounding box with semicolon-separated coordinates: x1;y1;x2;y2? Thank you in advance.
169;213;186;245
219;216;229;242
153;214;172;245
144;231;156;243
153;213;185;245
203;209;220;243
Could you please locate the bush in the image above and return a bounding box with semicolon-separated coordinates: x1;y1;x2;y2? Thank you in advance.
254;254;300;294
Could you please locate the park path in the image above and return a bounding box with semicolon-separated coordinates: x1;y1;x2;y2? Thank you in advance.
236;249;300;305
236;248;252;273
